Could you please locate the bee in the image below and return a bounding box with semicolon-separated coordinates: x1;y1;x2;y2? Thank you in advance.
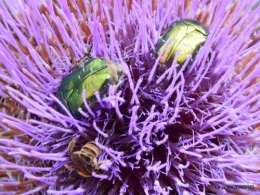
64;137;104;177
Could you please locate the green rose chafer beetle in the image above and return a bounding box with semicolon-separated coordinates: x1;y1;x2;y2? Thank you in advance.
155;19;208;65
57;57;124;118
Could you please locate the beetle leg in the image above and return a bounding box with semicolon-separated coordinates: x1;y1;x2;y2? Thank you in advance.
75;45;93;68
86;44;93;57
68;137;78;155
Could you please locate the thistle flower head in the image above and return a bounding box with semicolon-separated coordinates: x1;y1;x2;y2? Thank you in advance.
0;0;260;195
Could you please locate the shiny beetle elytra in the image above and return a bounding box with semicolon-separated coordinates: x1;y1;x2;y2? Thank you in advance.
57;58;124;118
155;19;208;65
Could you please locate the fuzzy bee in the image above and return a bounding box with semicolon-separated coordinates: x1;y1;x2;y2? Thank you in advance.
64;137;104;177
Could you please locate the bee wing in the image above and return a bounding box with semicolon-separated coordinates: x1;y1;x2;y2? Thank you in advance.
64;164;74;170
71;152;93;177
68;137;78;155
77;166;92;178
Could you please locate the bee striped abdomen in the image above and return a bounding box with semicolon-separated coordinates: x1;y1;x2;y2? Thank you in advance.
65;138;104;178
82;141;101;156
80;153;91;161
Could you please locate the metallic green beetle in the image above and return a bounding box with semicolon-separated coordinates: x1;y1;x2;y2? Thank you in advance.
57;58;124;118
155;19;208;65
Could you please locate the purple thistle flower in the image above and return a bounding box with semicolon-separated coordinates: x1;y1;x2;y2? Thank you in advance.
0;0;260;194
